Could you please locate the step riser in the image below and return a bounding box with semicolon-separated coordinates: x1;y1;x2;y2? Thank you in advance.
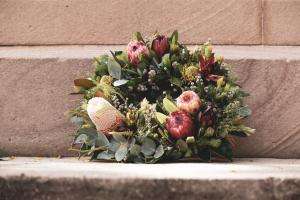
1;0;299;45
0;54;299;158
1;177;299;200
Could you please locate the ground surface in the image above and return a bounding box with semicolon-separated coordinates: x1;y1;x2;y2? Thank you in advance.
0;158;300;200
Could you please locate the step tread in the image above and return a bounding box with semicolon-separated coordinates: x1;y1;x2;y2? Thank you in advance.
0;45;300;60
1;157;300;180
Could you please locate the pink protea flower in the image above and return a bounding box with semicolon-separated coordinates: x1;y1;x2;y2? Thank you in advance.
126;41;149;65
152;35;169;57
176;91;202;114
165;111;194;139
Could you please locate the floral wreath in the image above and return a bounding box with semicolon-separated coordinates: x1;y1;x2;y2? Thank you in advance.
69;31;254;163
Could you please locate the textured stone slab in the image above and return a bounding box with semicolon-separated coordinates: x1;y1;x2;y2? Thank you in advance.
0;46;299;158
263;0;300;45
0;158;300;200
0;0;261;45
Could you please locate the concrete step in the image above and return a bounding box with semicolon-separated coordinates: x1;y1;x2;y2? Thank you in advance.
0;0;299;45
0;45;300;158
0;157;300;200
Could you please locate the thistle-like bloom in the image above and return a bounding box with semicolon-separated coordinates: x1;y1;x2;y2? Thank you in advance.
176;91;201;114
165;111;194;139
152;35;169;57
183;65;199;81
126;41;149;65
87;97;124;133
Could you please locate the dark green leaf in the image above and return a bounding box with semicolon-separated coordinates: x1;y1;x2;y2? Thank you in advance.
176;139;188;153
170;77;182;87
216;140;233;161
197;147;211;161
229;131;248;137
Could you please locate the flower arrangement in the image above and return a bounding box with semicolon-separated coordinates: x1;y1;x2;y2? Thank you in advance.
69;31;254;163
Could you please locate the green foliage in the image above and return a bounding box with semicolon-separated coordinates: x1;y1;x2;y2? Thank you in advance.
70;31;254;163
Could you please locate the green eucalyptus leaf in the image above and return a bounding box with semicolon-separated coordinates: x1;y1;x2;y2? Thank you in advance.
141;138;156;156
112;133;127;143
76;128;98;145
108;58;122;79
237;107;252;118
70;116;84;126
74;134;88;144
108;139;120;152
97;150;114;160
115;143;128;161
96;132;110;147
130;144;141;156
163;97;178;114
154;144;164;159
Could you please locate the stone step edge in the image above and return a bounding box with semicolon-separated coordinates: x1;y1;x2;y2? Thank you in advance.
1;45;300;60
1;157;300;180
1;158;300;199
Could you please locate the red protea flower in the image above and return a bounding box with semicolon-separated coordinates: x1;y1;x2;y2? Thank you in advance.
126;41;149;65
199;53;215;76
152;35;169;57
198;105;215;127
165;111;194;139
176;91;201;114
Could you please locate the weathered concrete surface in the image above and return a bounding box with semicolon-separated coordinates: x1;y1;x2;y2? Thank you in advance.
263;0;300;45
0;158;300;200
0;0;261;45
0;46;300;158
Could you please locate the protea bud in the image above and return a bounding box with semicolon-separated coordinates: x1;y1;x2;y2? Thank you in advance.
198;106;215;127
165;111;194;139
152;35;169;57
126;41;149;66
176;91;202;114
87;97;124;133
